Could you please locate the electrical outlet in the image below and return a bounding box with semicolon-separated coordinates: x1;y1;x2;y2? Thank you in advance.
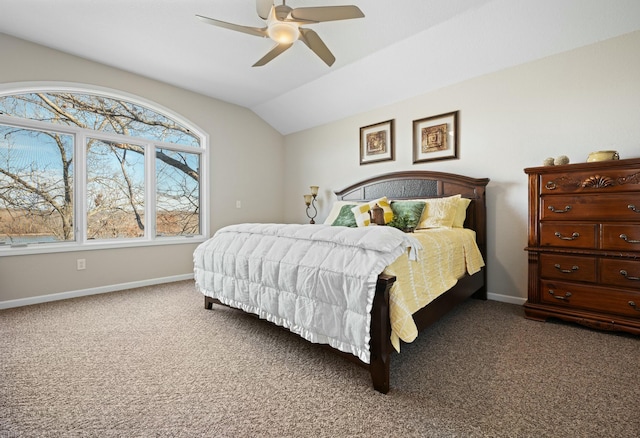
77;258;86;270
236;200;242;209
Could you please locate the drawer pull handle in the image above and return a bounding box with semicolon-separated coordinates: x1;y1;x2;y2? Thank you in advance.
555;232;580;241
619;234;640;244
620;270;640;281
554;264;579;274
629;301;640;312
548;290;572;301
545;181;557;190
629;204;639;213
548;205;572;213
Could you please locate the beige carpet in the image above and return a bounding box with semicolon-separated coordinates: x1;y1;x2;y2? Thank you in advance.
1;280;639;437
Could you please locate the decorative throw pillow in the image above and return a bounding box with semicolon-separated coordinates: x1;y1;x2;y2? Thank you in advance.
351;203;372;227
331;204;359;227
389;201;426;232
453;197;472;228
324;201;360;225
416;195;461;229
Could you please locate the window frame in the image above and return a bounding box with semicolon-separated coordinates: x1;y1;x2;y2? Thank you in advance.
0;83;209;256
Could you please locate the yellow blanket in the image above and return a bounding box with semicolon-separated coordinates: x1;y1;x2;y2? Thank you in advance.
383;228;485;352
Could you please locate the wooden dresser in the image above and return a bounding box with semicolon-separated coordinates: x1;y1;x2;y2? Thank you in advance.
524;157;640;334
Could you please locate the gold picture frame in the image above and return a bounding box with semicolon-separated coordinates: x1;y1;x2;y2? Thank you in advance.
412;111;459;163
360;119;394;165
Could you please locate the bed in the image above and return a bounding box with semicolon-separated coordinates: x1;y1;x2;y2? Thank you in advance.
194;171;489;393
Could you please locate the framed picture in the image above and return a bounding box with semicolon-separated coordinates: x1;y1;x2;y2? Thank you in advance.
360;119;394;165
412;111;459;164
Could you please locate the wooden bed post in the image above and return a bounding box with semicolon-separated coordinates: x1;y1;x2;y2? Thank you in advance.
369;274;396;394
204;296;216;310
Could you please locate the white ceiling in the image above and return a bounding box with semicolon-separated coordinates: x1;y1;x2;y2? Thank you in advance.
2;0;640;134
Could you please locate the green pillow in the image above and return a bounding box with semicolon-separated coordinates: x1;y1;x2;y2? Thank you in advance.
389;201;426;232
331;204;358;227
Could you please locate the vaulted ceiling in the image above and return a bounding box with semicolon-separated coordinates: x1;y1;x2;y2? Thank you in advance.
2;0;639;134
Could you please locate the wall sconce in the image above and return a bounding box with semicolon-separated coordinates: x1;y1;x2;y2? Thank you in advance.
303;185;319;224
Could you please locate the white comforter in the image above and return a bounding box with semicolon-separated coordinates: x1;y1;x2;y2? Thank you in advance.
193;223;421;363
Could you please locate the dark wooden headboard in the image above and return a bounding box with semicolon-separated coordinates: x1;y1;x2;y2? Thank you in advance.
334;171;490;258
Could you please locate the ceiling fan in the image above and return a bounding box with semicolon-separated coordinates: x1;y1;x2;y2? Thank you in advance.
196;0;364;67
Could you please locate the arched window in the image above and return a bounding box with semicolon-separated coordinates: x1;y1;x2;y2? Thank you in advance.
0;86;208;253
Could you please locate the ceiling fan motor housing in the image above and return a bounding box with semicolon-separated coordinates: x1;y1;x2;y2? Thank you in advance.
274;5;293;21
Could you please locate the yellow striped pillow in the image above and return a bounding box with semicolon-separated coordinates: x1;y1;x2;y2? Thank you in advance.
351;204;371;227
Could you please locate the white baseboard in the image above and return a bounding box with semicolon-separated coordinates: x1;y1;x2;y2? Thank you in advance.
487;291;527;305
0;274;194;309
1;278;527;310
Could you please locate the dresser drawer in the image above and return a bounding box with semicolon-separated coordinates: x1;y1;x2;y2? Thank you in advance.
539;253;596;282
601;224;640;251
540;223;596;249
541;167;640;194
540;280;640;319
600;258;640;290
540;195;640;221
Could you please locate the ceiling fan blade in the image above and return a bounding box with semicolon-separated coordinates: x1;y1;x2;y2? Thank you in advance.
256;0;272;20
252;42;294;67
290;5;364;23
196;15;268;38
299;28;335;66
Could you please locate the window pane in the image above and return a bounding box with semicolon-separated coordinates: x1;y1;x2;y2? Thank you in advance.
156;149;200;236
0;124;74;244
86;138;145;240
0;93;200;148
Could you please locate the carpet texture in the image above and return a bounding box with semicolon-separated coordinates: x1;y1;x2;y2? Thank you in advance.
1;280;638;437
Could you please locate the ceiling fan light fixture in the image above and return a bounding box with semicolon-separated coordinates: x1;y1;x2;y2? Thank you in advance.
267;21;300;44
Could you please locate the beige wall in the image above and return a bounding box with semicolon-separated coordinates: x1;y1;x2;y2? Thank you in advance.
0;33;285;304
283;31;640;303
